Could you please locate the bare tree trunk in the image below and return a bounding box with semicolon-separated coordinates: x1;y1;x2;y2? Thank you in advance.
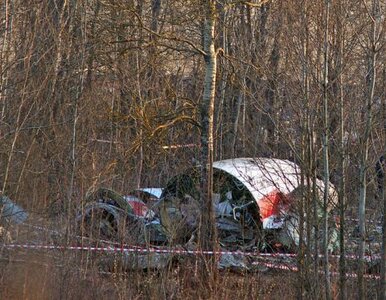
0;1;12;191
297;169;306;299
322;1;332;299
0;0;12;123
338;50;347;300
381;102;386;299
135;0;144;190
264;34;280;156
67;0;86;231
151;0;161;32
199;0;218;282
2;5;38;194
298;4;312;296
231;69;248;157
215;1;227;160
358;2;378;297
85;0;100;88
337;2;347;297
49;0;69;124
381;69;386;300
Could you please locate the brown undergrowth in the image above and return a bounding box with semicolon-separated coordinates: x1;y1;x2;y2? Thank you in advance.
0;212;382;300
0;244;374;300
0;249;298;300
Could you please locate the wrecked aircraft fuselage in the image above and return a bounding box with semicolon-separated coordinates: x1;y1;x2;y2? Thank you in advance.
159;157;338;252
78;158;339;255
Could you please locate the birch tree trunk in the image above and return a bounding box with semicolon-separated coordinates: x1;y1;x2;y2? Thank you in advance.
199;0;218;274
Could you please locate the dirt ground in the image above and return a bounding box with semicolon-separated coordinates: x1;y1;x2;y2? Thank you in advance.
0;208;383;300
0;248;377;300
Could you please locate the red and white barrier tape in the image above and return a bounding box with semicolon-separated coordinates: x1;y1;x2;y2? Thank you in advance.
2;242;382;262
16;223;382;261
2;243;262;256
3;243;381;280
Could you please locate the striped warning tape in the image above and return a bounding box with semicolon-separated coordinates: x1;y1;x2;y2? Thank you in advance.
1;242;382;262
15;223;383;260
2;243;261;256
2;243;381;280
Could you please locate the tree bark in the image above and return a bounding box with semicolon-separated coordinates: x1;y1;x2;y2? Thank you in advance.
337;1;347;297
0;0;12;123
381;67;386;300
199;0;218;279
322;1;332;299
358;1;378;297
381;140;386;299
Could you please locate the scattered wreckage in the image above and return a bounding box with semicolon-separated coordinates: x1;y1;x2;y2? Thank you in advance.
0;195;28;268
0;195;28;226
0;194;28;243
0;160;380;273
77;157;340;270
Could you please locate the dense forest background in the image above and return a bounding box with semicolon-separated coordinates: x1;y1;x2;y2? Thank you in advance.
1;0;386;298
1;0;385;212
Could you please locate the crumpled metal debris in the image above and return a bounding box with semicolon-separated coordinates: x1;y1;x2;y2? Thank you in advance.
263;213;339;252
78;158;341;271
77;187;168;243
0;195;27;270
218;253;250;272
0;195;28;225
158;195;201;244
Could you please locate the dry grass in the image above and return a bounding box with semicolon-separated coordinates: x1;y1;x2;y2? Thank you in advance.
1;244;382;300
0;249;298;300
0;209;383;300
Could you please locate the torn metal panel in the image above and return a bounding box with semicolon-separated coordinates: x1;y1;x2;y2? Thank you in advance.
0;196;28;224
78;202;126;240
78;188;168;243
263;212;340;252
159;157;339;253
158;195;201;244
134;188;163;199
213;158;338;229
84;188;134;215
213;158;302;198
128;188;163;210
159;166;262;249
124;196;156;219
218;253;250;271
